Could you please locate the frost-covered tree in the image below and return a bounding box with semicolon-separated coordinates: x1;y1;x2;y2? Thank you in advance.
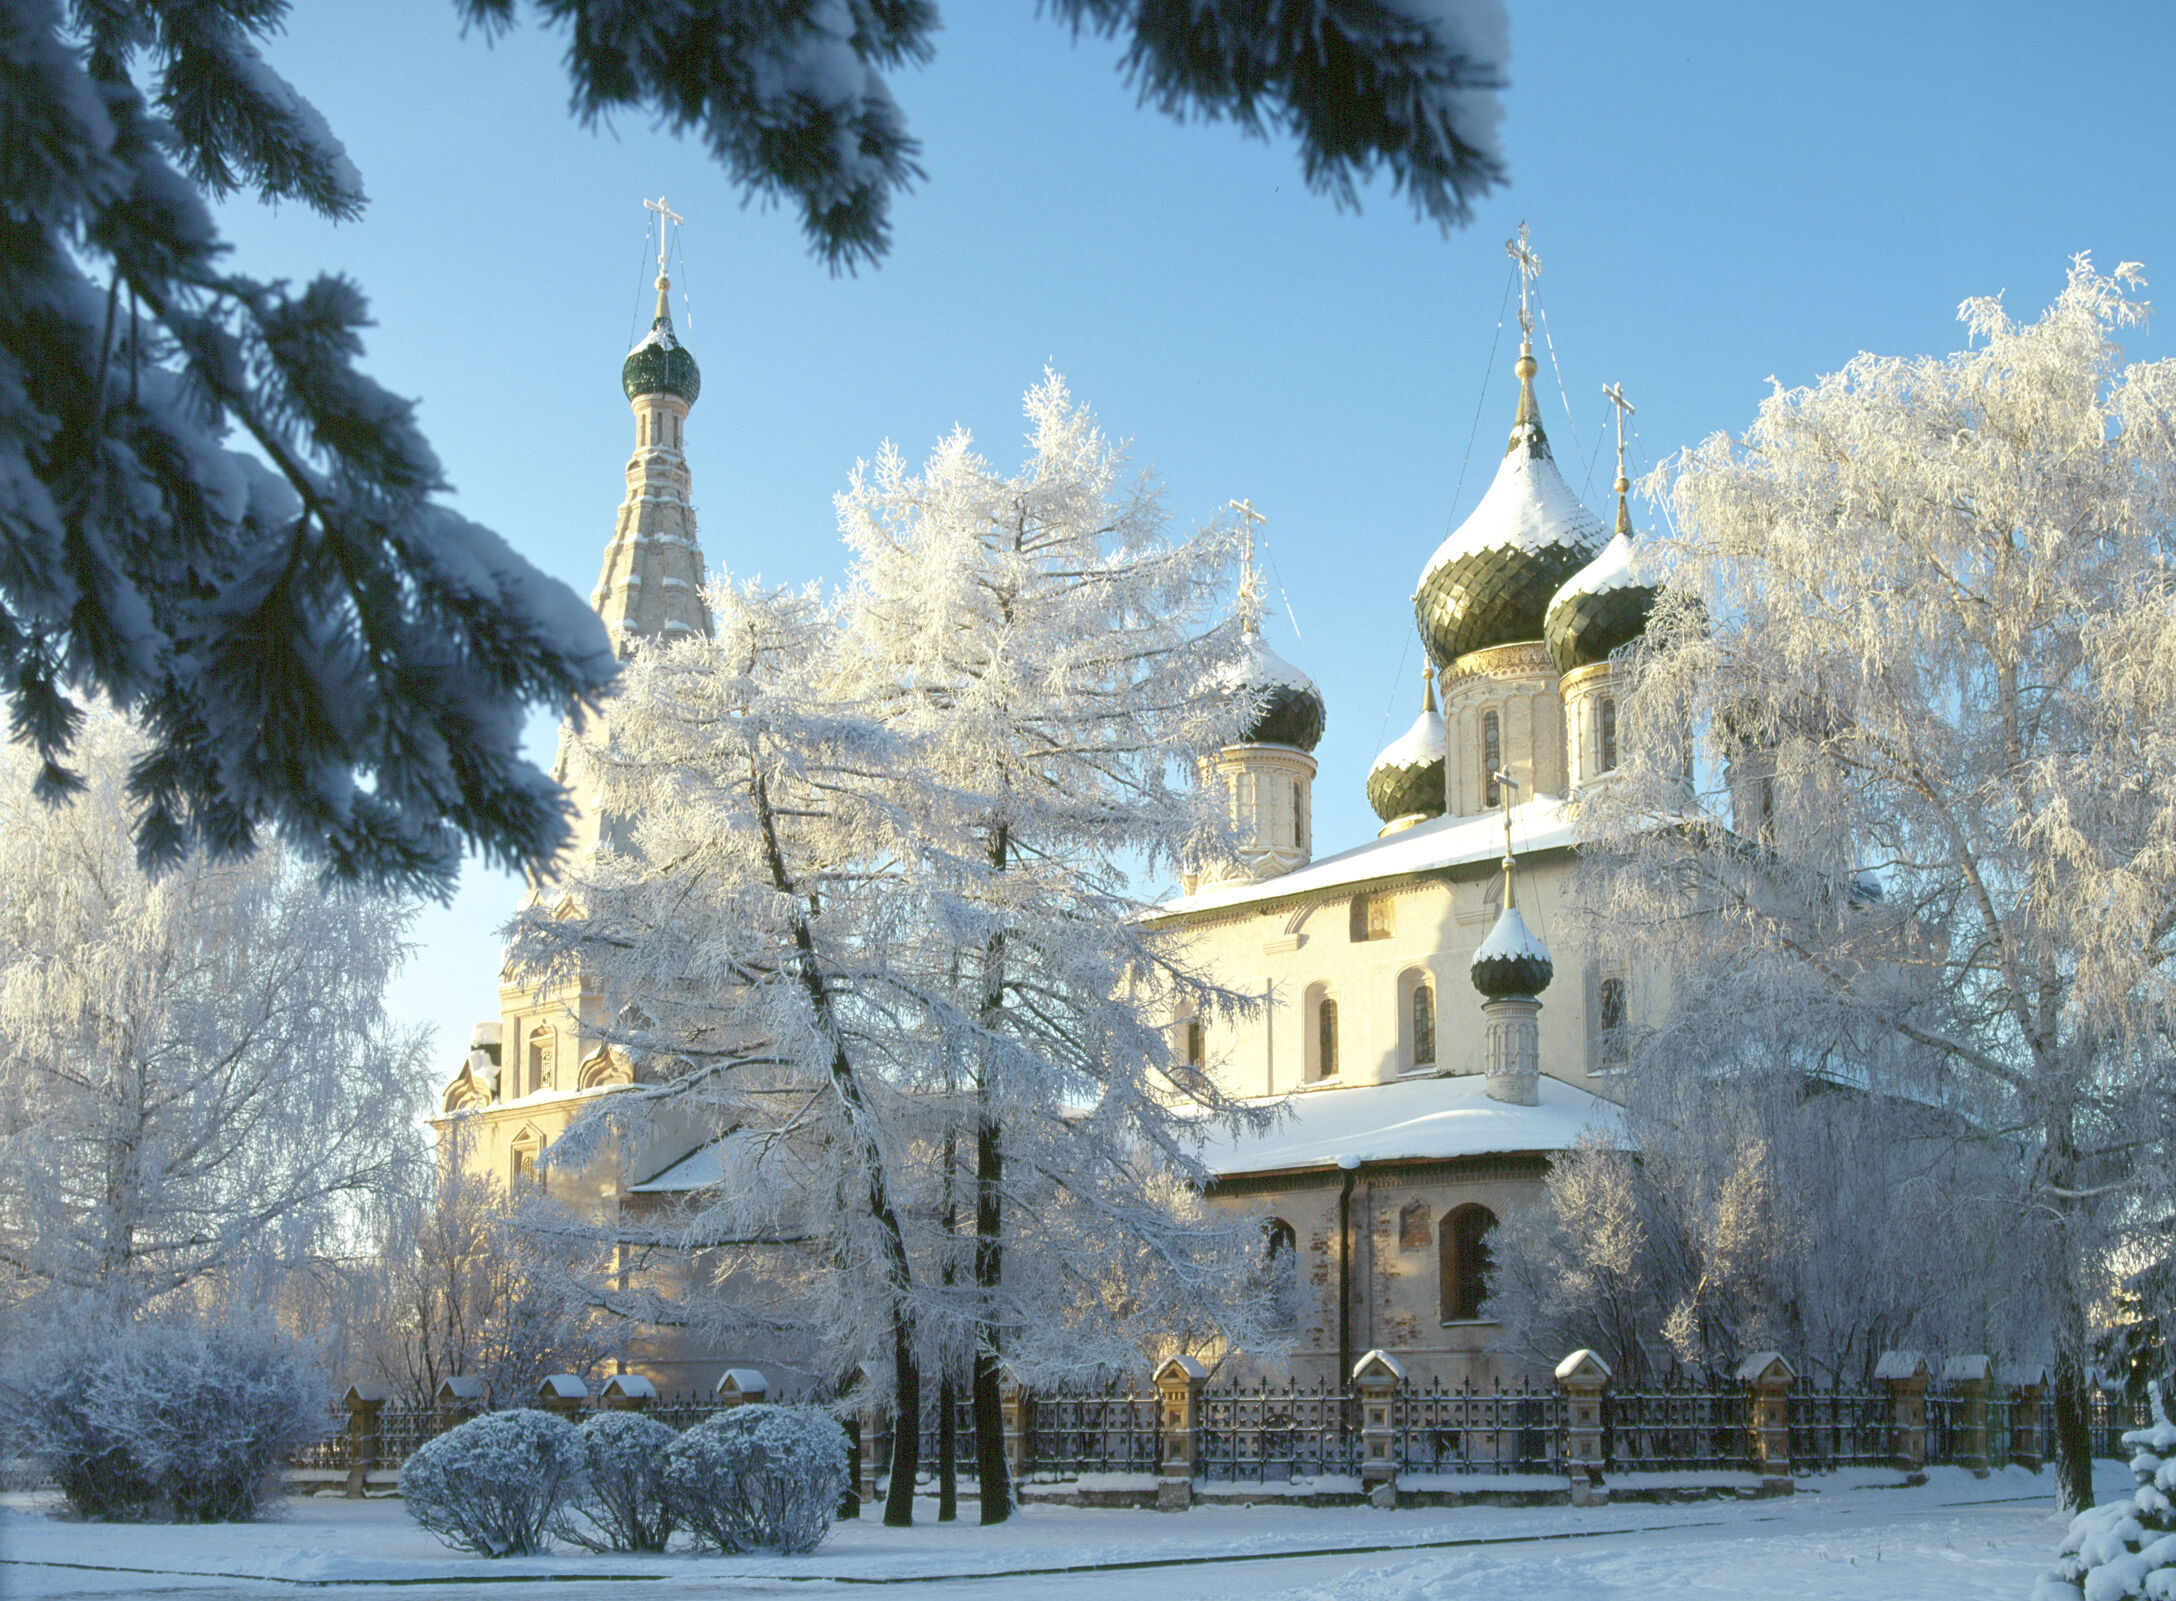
1580;258;2176;1507
834;373;1271;1519
0;711;430;1318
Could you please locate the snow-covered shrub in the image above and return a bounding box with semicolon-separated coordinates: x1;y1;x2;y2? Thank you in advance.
559;1411;677;1553
399;1410;584;1556
2037;1383;2176;1600
663;1405;849;1554
2;1315;331;1521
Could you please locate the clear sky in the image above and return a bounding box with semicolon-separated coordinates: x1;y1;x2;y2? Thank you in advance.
212;0;2176;1070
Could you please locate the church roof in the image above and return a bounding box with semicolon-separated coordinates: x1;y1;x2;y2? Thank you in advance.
1196;1073;1624;1180
1544;528;1658;674
622;308;700;404
1158;794;1577;919
1221;630;1326;751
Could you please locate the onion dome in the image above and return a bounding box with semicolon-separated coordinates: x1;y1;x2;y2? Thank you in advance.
1416;345;1606;667
1224;629;1325;751
1470;904;1554;998
622;276;701;405
1545;445;1657;674
1366;666;1446;827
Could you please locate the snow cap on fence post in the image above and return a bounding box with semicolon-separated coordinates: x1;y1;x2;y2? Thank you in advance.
342;1383;389;1499
537;1374;587;1419
601;1372;657;1411
1154;1354;1209;1513
1873;1351;1930;1473
1942;1355;1992;1477
1351;1350;1406;1506
1554;1350;1611;1505
1734;1352;1794;1492
714;1369;769;1408
433;1374;487;1434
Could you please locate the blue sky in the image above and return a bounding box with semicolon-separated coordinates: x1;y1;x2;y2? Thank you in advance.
214;1;2176;1063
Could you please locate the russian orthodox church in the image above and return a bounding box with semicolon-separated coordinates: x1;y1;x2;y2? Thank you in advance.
434;223;1664;1396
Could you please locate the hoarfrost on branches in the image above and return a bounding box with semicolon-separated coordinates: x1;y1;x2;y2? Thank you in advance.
399;1408;584;1557
559;1410;677;1553
662;1404;849;1555
1577;256;2176;1507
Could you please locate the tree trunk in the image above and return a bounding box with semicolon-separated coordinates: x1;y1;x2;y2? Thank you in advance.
973;1111;1011;1522
2045;1107;2096;1511
937;1373;958;1522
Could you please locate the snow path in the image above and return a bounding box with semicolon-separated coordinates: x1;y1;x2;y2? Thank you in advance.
0;1464;2126;1600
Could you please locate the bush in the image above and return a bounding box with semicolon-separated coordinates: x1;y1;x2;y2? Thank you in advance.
3;1316;330;1521
399;1410;584;1556
559;1410;677;1553
663;1405;849;1555
2037;1383;2176;1601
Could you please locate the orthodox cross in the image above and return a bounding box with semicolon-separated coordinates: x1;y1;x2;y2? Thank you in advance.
1603;382;1636;532
1493;768;1522;906
1506;223;1542;347
643;195;684;278
1229;497;1266;634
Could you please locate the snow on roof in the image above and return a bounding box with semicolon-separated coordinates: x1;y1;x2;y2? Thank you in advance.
1369;705;1445;774
626;321;683;358
1472;905;1551;969
1196;1072;1624;1180
1221;631;1320;697
628;1133;752;1193
538;1374;588;1399
602;1373;657;1399
1160;795;1576;918
716;1368;770;1395
1546;529;1650;612
1420;438;1606;588
469;1021;502;1049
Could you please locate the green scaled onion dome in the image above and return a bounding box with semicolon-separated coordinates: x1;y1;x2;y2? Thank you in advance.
1225;630;1325;752
1366;668;1446;826
1416;347;1605;667
1470;904;1554;998
622;277;701;405
1545;468;1657;674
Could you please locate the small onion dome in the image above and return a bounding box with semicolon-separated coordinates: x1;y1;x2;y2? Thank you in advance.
1544;528;1657;674
1223;630;1326;751
1470;904;1554;998
1415;353;1606;667
622;281;701;405
1366;672;1445;825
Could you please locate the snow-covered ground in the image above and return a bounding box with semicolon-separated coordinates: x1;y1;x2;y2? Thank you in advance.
0;1463;2126;1600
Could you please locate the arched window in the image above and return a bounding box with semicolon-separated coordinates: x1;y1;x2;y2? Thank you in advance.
1599;696;1618;773
1412;983;1436;1067
1317;997;1339;1078
1596;976;1628;1069
1258;1219;1300;1329
1186;1019;1206;1068
1482;712;1502;807
511;1130;544;1191
1439;1204;1499;1322
527;1027;554;1096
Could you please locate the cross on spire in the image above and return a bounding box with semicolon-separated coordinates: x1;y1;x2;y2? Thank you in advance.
1229;497;1267;636
1603;382;1636;537
1506;222;1543;351
1494;768;1522;907
642;196;684;322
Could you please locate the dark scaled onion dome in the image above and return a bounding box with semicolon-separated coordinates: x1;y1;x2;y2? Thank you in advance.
622;308;701;405
1415;353;1606;667
1224;630;1325;751
1470;904;1554;998
1366;672;1446;825
1544;468;1658;672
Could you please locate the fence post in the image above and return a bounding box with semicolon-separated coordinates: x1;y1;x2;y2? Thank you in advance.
433;1375;486;1436
342;1383;388;1498
1001;1376;1032;1482
601;1373;656;1412
2013;1365;2048;1473
1154;1355;1208;1512
1874;1350;1929;1473
1945;1355;1992;1477
715;1369;769;1409
1554;1350;1612;1506
1352;1350;1406;1507
1736;1352;1794;1493
537;1374;587;1420
858;1398;889;1514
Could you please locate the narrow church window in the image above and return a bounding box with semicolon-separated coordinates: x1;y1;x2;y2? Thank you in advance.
1349;896;1368;942
1483;712;1501;807
1600;696;1618;772
512;1137;542;1190
1597;976;1628;1068
1318;998;1339;1077
1399;1200;1431;1251
528;1027;553;1096
1295;782;1308;850
1440;1204;1498;1322
1413;983;1436;1066
1258;1220;1300;1330
1186;1019;1205;1068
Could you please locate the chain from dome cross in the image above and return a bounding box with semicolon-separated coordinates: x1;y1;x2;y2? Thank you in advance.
1229;497;1267;636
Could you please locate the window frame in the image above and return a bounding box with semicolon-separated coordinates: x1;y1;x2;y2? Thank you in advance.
1439;1203;1499;1324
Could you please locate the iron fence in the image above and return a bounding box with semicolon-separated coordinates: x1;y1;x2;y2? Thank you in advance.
1199;1378;1360;1483
1393;1377;1561;1476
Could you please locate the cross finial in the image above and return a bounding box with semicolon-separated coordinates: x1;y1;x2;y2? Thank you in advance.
1506;223;1543;352
1494;768;1521;908
1603;383;1636;537
642;196;685;320
1229;498;1267;636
